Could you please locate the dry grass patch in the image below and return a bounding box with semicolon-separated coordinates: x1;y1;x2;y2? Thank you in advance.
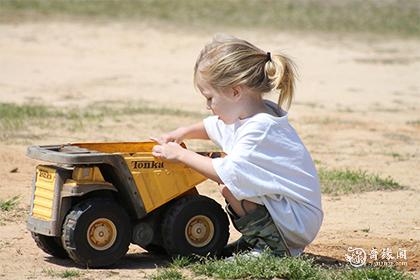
0;102;204;142
2;0;419;37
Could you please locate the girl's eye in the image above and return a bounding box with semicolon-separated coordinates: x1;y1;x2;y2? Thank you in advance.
207;97;212;101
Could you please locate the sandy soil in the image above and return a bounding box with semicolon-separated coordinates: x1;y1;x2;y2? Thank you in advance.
0;21;419;279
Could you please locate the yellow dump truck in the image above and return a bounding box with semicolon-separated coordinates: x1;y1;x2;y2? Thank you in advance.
26;142;229;267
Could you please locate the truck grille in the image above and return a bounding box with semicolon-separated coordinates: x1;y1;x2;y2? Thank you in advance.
32;166;56;221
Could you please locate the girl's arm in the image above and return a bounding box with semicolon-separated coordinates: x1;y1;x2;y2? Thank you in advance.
152;142;223;184
152;121;209;144
180;121;210;140
178;148;222;184
152;121;220;182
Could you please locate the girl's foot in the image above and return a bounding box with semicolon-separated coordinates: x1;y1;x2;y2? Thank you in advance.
221;236;252;257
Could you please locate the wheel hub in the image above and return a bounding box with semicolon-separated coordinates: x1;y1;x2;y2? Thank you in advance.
185;215;214;247
87;218;117;251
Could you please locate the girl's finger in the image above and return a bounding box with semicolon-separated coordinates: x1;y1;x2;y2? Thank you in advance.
152;144;162;153
152;146;162;157
150;136;162;144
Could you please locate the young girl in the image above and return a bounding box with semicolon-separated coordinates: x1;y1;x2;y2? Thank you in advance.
151;34;323;257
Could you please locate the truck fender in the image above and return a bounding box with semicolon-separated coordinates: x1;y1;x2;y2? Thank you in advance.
61;182;118;197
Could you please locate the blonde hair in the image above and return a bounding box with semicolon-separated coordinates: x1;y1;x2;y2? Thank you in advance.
194;34;297;110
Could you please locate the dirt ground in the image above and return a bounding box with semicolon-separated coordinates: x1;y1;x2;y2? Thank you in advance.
0;21;419;279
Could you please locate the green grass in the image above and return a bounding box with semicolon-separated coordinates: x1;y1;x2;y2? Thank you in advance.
149;268;187;280
340;267;413;280
149;256;192;280
0;103;56;130
0;102;203;140
1;0;420;37
0;102;202;121
171;256;193;268
0;103;99;131
192;254;326;279
0;196;20;211
42;268;81;278
60;270;81;278
319;168;404;196
0;103;53;119
150;252;413;280
106;105;203;119
406;120;420;127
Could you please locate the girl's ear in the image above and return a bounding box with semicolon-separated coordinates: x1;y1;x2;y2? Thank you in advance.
232;85;242;99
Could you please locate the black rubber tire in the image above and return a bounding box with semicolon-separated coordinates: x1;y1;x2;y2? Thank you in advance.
162;195;229;257
31;232;68;259
143;244;167;255
61;198;131;268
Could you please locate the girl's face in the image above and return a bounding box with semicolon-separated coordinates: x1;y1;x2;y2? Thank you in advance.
197;79;242;124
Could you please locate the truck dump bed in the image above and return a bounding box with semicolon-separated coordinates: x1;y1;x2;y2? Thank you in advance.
27;142;219;216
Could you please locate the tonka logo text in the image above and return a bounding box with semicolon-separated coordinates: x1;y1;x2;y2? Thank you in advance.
38;170;52;180
132;161;164;169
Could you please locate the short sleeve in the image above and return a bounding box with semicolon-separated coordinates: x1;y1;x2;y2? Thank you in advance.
211;121;270;200
203;116;224;148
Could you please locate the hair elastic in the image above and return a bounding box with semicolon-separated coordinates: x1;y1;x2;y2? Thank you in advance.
266;52;271;61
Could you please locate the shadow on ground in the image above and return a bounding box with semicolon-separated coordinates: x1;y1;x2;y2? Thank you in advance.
45;252;170;269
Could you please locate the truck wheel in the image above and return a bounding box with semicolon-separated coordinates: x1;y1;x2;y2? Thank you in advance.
162;195;229;257
62;198;131;268
144;244;167;255
31;232;68;258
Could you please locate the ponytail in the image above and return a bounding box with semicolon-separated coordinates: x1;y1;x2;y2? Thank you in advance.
265;53;296;110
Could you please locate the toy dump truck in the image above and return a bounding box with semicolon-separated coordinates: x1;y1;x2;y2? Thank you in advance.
26;142;229;267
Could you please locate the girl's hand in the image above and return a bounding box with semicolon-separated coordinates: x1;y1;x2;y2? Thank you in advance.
150;127;186;144
152;142;185;162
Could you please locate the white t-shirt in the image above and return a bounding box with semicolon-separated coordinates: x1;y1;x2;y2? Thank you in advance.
203;100;323;256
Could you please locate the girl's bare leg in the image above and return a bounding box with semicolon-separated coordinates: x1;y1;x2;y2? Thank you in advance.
220;186;257;217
